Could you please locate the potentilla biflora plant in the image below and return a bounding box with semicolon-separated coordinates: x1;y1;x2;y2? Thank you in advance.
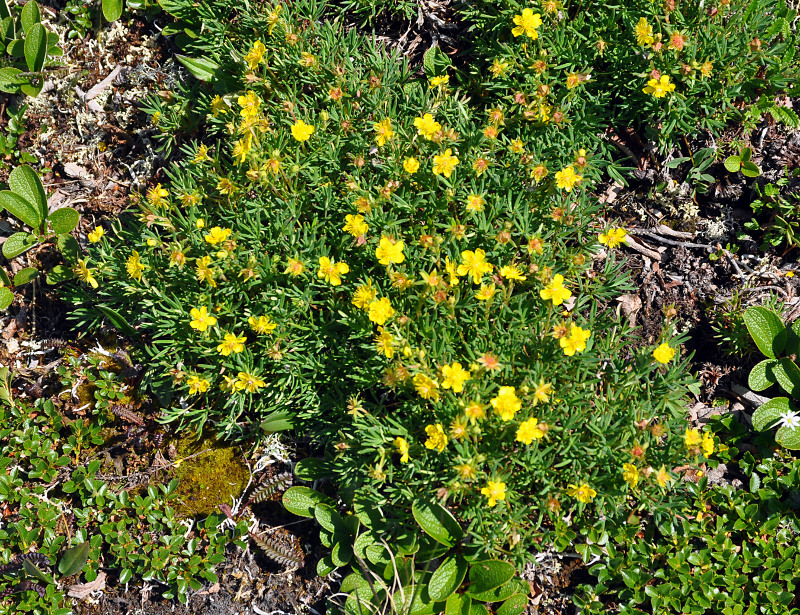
66;0;710;564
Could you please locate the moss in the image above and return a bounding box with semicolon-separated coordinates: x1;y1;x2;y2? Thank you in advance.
172;434;250;517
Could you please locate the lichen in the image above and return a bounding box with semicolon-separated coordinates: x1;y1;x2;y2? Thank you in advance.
172;434;250;517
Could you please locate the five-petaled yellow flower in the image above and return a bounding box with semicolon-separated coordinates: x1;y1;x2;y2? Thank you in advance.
491;386;521;421
248;315;277;335
88;226;104;243
403;157;420;174
318;256;349;286
516;418;545;445
373;118;394;147
414;113;441;140
189;306;217;332
599;228;627;248
441;362;470;393
187;375;210;395
424;423;448;452
457;249;493;284
368;297;395;325
567;483;597;504
393;437;410;462
352;281;377;309
500;265;527;281
653;342;676;364
684;427;702;448
375;326;394;358
217;332;246;356
540;274;572;305
195;255;217;288
375;236;405;266
414;374;440;402
643;75;676;98
74;259;99;289
481;480;506;507
560;324;591;356
343;214;368;237
635;17;654;46
432;149;459;178
512;8;542;39
291;119;315;142
555;165;583;191
234;371;266;393
205;227;232;245
126;251;145;281
622;463;640;488
244;40;267;70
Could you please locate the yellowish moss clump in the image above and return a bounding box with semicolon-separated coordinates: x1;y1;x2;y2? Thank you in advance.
172;434;249;517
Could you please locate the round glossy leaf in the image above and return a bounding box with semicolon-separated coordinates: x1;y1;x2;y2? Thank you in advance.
23;559;52;584
412;499;463;547
0;287;13;310
467;560;516;596
724;156;741;173
752;397;788;432
45;264;75;286
773;358;800;398
316;555;335;577
749;359;778;391
13;267;38;286
776;425;800;450
102;0;123;21
467;577;528;603
445;593;472;615
744;306;787;359
429;555;468;601
2;232;37;260
331;540;353;567
315;503;346;534
353;532;377;560
9;164;47;225
740;161;761;178
0;66;23;93
49;207;80;235
470;602;490;615
119;568;133;583
294;457;333;481
24;22;47;72
281;486;333;518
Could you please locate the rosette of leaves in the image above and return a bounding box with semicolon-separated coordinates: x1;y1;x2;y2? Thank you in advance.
744;306;800;449
0;164;80;287
0;1;63;98
283;480;528;615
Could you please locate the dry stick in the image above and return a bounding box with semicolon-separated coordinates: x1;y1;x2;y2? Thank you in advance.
628;229;713;251
623;235;662;261
740;285;790;299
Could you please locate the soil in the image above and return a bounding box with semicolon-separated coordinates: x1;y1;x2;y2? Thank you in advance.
1;4;799;615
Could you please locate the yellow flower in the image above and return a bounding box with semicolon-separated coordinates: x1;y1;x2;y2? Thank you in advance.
375;236;405;266
290;119;315;142
318;256;349;286
210;95;229;117
126;251;145;281
643;75;676;98
457;249;493;285
653;342;676;364
190;306;217;332
622;463;640;488
540;274;572;305
655;465;673;488
432;149;460;178
375;326;394;358
245;40;267;70
170;249;186;268
217;332;246;356
516;418;544;444
533;380;552;405
414;113;442;140
266;3;282;34
187;375;210;395
248;315;277;335
512;8;542;38
429;75;449;88
414;374;440;402
420;269;443;287
87;226;105;243
368;297;395;325
465;402;486;423
701;432;714;457
195;256;217;288
216;177;237;195
684;428;702;448
500;265;527;281
475;284;497;301
509;139;524;154
285;258;305;276
635;17;654;46
343;214;369;237
599;228;627;248
555;165;583;191
700;61;713;78
393;437;410;463
352;281;377;309
566;483;597;504
480;480;506;507
204;226;232;245
465;193;485;212
424;423;447;451
491;386;521;421
441;362;470;393
74;259;99;289
560;324;591;356
147;183;169;207
490;58;510;77
234;371;266;393
373;118;394;147
192;144;211;165
403;157;420;174
445;256;460;286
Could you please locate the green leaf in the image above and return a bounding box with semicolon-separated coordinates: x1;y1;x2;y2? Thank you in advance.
0;287;13;310
445;593;472;615
23;559;52;584
466;561;516;596
175;54;220;82
331;540;353;567
775;424;800;450
467;578;528;603
470;603;490;615
402;584;441;615
317;555;335;577
422;44;451;79
314;503;347;534
353;532;377;560
2;231;37;259
260;410;294;433
0;190;40;229
0;66;23;93
429;555;468;602
20;1;41;34
13;267;38;286
773;358;800;397
294;458;332;481
749;359;778;391
9;164;48;226
20;80;43;98
740;161;761;178
6;39;24;57
102;0;123;21
282;486;333;518
0;267;10;286
665;156;691;169
56;234;81;264
24;22;47;72
97;305;137;336
0;1;9;20
752;397;793;431
724;156;741;173
412;500;463;547
744;307;787;359
49;207;80;235
496;594;528;615
45;264;75;285
58;541;90;576
785;320;800;356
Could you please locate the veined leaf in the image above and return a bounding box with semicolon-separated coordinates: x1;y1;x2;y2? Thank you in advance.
9;164;48;226
24;22;47;72
412;499;463;547
175;54;220;82
744;306;786;359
